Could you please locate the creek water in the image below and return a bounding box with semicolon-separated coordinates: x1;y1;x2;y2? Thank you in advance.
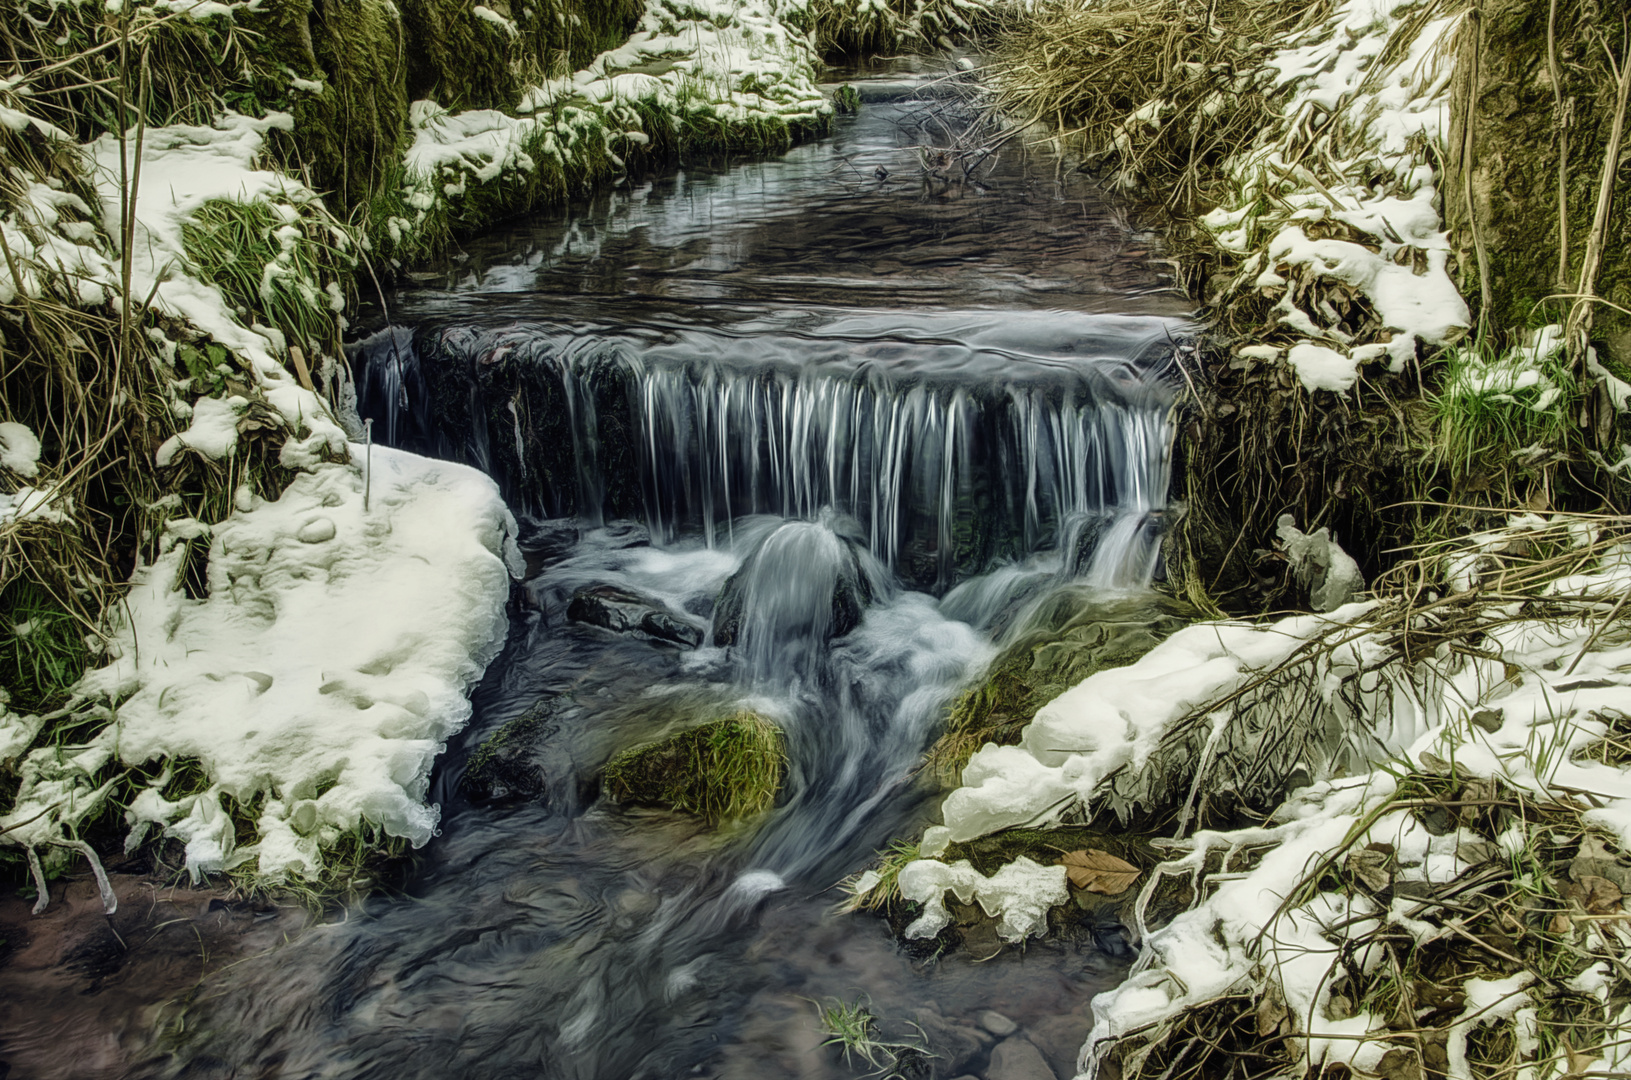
145;65;1193;1080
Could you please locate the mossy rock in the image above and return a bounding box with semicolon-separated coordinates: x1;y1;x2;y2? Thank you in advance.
461;700;565;801
926;590;1196;781
603;711;787;823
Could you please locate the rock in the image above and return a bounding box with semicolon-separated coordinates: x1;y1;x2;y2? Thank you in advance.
986;1036;1057;1080
710;519;874;649
514;517;580;563
567;585;704;648
979;1011;1018;1037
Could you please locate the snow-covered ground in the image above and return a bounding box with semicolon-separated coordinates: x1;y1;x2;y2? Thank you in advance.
0;448;518;888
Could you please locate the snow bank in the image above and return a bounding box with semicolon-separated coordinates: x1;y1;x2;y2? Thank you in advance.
390;0;829;248
1201;0;1469;388
1068;546;1631;1079
4;448;518;879
919;602;1379;854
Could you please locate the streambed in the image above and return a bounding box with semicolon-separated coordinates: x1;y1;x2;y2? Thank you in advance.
3;65;1195;1080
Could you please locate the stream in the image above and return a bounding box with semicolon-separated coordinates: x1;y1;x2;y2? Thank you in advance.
146;65;1191;1080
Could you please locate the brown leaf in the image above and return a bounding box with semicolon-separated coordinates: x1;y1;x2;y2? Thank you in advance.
1550;912;1574;936
1578;875;1623;916
1255;982;1289;1037
1375;1048;1423;1080
1058;849;1140;895
1347;847;1392;892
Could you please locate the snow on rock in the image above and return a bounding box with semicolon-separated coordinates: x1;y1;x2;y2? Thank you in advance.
897;855;1068;943
0;421;42;477
920;604;1375;853
58;446;518;879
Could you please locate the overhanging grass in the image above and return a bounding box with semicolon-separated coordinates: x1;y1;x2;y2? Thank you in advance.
603;710;787;823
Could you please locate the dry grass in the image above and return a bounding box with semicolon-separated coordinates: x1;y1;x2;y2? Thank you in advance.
989;0;1331;210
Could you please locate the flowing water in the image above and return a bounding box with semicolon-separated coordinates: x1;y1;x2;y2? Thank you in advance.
130;66;1192;1080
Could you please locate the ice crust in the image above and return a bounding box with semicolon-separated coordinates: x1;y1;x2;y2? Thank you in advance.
8;448;517;878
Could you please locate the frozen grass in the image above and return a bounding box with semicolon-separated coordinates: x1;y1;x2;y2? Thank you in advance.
603;711;788;824
836;838;921;913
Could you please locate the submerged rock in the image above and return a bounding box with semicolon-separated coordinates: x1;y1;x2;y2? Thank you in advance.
710;518;876;663
987;1037;1057;1080
602;712;786;823
567;585;705;648
460;700;563;803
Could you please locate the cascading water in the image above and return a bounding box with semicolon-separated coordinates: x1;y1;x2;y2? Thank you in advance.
351;308;1178;590
133;68;1195;1080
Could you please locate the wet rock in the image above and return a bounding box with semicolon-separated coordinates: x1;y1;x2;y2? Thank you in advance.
514;517;580;563
979;1011;1018;1037
598;520;651;549
711;524;872;648
987;1036;1058;1080
567;585;704;648
460;701;563;802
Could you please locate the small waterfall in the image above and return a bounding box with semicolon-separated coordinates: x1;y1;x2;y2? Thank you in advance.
351;312;1182;589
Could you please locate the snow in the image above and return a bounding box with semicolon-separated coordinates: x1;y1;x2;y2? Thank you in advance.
0;485;73;525
919;603;1376;853
897;855;1069;943
1048;544;1631;1078
1197;0;1468;390
394;0;830;245
153;394;248;466
0;421;41;477
3;447;518;879
86;111;350;462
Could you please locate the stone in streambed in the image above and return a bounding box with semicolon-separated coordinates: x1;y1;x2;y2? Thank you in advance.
567;585;704;648
986;1037;1057;1080
979;1011;1017;1037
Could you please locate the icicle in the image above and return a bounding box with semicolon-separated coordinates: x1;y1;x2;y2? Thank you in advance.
55;839;118;915
25;845;49;915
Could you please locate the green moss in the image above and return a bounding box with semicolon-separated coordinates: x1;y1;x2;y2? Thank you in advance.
926;590;1195;781
603;710;787;823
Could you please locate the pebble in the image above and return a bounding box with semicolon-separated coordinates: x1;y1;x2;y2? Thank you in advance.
979;1010;1018;1037
986;1036;1058;1080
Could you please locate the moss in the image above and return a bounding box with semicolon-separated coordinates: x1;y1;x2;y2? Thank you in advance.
926;590;1196;781
1443;0;1631;365
603;710;787;823
460;699;561;801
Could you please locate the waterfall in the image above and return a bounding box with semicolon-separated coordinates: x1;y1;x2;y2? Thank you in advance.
351;311;1182;590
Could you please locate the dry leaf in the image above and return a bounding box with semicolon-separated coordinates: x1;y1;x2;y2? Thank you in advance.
1255;982;1289;1037
1577;875;1624;916
1375;1048;1423;1080
1551;912;1574;936
1347;848;1392;892
1059;849;1140;895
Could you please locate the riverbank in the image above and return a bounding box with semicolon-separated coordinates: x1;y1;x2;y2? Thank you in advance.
865;2;1631;1077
